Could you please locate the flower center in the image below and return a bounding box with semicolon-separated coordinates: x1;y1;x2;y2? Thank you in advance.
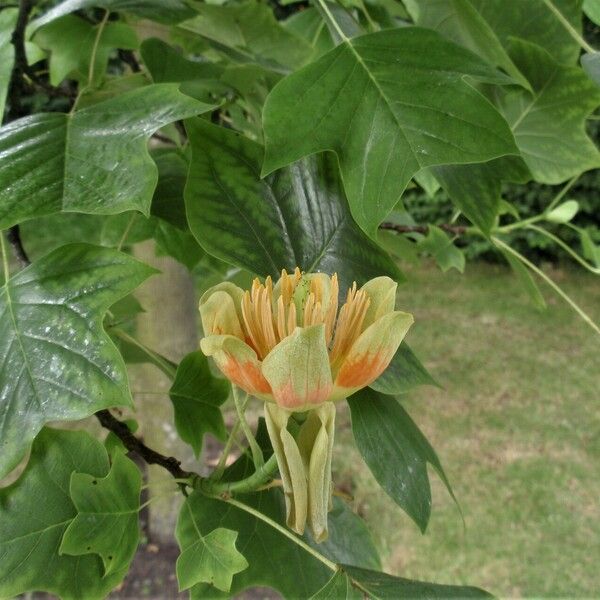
238;269;371;361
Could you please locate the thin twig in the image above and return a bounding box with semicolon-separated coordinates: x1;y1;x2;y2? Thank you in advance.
379;222;469;235
95;410;195;480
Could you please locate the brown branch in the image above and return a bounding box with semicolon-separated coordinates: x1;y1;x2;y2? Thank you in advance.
6;226;30;268
379;222;469;235
95;410;194;481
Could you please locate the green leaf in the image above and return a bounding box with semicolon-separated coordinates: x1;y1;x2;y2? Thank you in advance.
348;389;456;532
342;564;493;599
184;119;402;291
446;0;582;65
404;0;531;90
169;351;230;457
370;343;439;395
179;1;313;73
413;169;440;199
582;52;600;87
495;38;600;184
176;514;248;592
0;428;127;599
546;199;579;223
262;27;518;236
501;248;546;310
0;243;155;478
33;15;138;86
0;84;214;230
431;156;530;234
31;0;196;29
0;8;17;119
60;451;142;575
584;0;600;24
283;7;334;62
310;570;362;599
418;225;465;273
579;227;600;266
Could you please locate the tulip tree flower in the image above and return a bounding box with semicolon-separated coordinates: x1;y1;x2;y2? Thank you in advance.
200;269;413;541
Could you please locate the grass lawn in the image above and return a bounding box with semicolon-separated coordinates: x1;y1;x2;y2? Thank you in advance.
334;261;600;598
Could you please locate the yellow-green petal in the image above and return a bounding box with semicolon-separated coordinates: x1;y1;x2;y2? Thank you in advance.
261;324;333;411
359;276;398;328
200;334;272;401
199;282;245;338
333;311;414;398
264;404;307;535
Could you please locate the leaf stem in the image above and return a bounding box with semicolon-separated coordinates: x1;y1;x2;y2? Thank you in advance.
541;0;595;54
526;225;600;274
203;453;279;495
111;328;177;379
0;231;10;283
317;0;349;42
219;496;338;572
211;420;242;481
233;386;264;468
117;213;138;251
87;10;110;85
545;174;580;212
492;236;600;336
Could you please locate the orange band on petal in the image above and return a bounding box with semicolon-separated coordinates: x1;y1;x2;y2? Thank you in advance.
335;351;390;388
222;356;272;396
273;380;333;410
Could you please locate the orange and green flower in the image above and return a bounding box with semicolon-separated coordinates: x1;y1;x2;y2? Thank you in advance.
199;269;413;411
199;269;413;541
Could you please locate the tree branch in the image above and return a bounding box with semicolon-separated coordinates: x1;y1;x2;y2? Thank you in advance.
95;409;195;480
6;226;30;268
379;222;469;235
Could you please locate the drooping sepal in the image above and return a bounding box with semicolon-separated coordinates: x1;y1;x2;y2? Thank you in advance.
264;402;336;542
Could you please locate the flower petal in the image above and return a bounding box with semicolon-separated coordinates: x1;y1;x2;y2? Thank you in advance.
332;311;414;398
264;404;307;536
359;276;398;328
199;283;245;338
261;324;333;411
200;334;272;400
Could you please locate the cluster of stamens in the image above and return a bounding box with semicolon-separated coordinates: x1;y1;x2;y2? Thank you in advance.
238;268;371;362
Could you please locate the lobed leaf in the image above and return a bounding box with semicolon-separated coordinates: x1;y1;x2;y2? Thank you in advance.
0;243;155;478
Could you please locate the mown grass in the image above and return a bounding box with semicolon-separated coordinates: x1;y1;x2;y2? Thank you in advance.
334;261;600;598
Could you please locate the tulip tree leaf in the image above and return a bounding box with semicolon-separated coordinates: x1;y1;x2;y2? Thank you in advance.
403;0;531;90
179;1;313;73
418;226;465;273
33;15;139;86
60;451;142;575
176;516;248;592
0;8;17;119
0;428;127;599
0;84;215;230
546;200;579;223
348;389;457;533
370;343;439;395
495;39;600;184
0;243;155;479
169;351;230;458
184;119;402;293
262;27;518;236
341;565;493;599
500;249;546;310
31;0;196;30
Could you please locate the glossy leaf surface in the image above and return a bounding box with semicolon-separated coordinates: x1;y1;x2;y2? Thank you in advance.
0;9;16;118
262;27;518;235
0;428;126;599
348;389;455;532
185;119;402;291
0;84;214;229
0;244;155;478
